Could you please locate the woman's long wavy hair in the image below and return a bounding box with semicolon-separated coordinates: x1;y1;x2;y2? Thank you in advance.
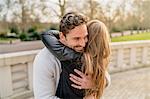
83;20;111;99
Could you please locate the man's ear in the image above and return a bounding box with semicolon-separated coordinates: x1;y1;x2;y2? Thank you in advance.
59;32;66;44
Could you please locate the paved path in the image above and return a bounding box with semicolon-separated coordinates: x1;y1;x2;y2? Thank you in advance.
103;67;150;99
28;67;150;99
0;41;44;54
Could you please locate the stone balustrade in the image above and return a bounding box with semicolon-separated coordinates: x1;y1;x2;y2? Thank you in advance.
0;40;150;98
0;50;39;99
109;40;150;73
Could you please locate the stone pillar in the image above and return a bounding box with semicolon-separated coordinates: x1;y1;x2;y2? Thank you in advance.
27;62;33;90
0;65;13;98
117;49;124;69
142;47;148;66
130;48;136;67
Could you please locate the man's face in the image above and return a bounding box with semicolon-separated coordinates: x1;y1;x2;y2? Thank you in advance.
60;24;88;52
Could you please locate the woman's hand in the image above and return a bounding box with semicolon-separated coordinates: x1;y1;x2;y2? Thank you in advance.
69;69;95;89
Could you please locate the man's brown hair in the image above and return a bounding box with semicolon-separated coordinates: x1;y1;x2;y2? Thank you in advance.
60;12;88;35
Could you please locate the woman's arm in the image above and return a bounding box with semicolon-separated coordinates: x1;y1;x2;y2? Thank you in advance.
41;30;81;61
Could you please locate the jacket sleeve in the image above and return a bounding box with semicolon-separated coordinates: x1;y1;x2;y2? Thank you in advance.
33;48;61;99
41;30;81;61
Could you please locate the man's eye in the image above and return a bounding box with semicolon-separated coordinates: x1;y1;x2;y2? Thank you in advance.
74;38;80;40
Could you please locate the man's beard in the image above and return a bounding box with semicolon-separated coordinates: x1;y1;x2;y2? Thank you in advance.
74;46;85;53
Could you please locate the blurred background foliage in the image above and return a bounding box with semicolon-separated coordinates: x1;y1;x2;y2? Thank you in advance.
0;0;150;41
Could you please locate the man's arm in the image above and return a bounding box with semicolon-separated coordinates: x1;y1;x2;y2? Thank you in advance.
33;48;61;99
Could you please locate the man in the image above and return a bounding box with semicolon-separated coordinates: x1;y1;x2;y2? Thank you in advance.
33;12;94;99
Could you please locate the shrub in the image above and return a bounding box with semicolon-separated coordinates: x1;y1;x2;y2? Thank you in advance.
27;26;37;33
0;33;7;38
49;24;59;30
19;33;31;41
111;27;122;32
29;32;41;40
10;27;19;34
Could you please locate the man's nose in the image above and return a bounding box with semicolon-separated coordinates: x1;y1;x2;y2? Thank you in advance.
79;39;86;47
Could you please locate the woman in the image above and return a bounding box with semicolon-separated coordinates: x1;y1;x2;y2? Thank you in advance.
83;20;111;98
41;20;111;99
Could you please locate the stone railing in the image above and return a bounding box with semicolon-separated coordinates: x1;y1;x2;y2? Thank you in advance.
109;40;150;73
0;40;150;98
0;50;40;99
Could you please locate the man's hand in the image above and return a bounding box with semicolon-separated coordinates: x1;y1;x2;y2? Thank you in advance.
69;69;95;89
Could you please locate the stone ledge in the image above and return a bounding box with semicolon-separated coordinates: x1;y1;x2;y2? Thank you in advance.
10;91;33;99
0;50;40;67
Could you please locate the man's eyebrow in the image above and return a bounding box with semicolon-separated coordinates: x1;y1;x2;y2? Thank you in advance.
72;33;88;38
73;36;80;39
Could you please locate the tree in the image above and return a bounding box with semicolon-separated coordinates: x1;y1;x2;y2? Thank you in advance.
67;0;102;20
132;0;144;33
85;0;100;20
101;0;121;37
140;0;150;31
0;0;14;30
49;0;67;19
118;0;127;36
11;0;52;33
82;0;102;20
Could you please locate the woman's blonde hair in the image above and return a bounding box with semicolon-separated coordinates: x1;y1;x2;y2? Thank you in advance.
83;20;111;99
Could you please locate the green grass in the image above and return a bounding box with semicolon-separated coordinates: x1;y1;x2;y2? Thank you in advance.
111;32;150;42
0;37;18;43
0;37;17;41
1;32;150;43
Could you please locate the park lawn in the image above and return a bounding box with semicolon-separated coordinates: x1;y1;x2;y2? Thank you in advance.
0;37;16;41
0;37;18;43
111;32;150;42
